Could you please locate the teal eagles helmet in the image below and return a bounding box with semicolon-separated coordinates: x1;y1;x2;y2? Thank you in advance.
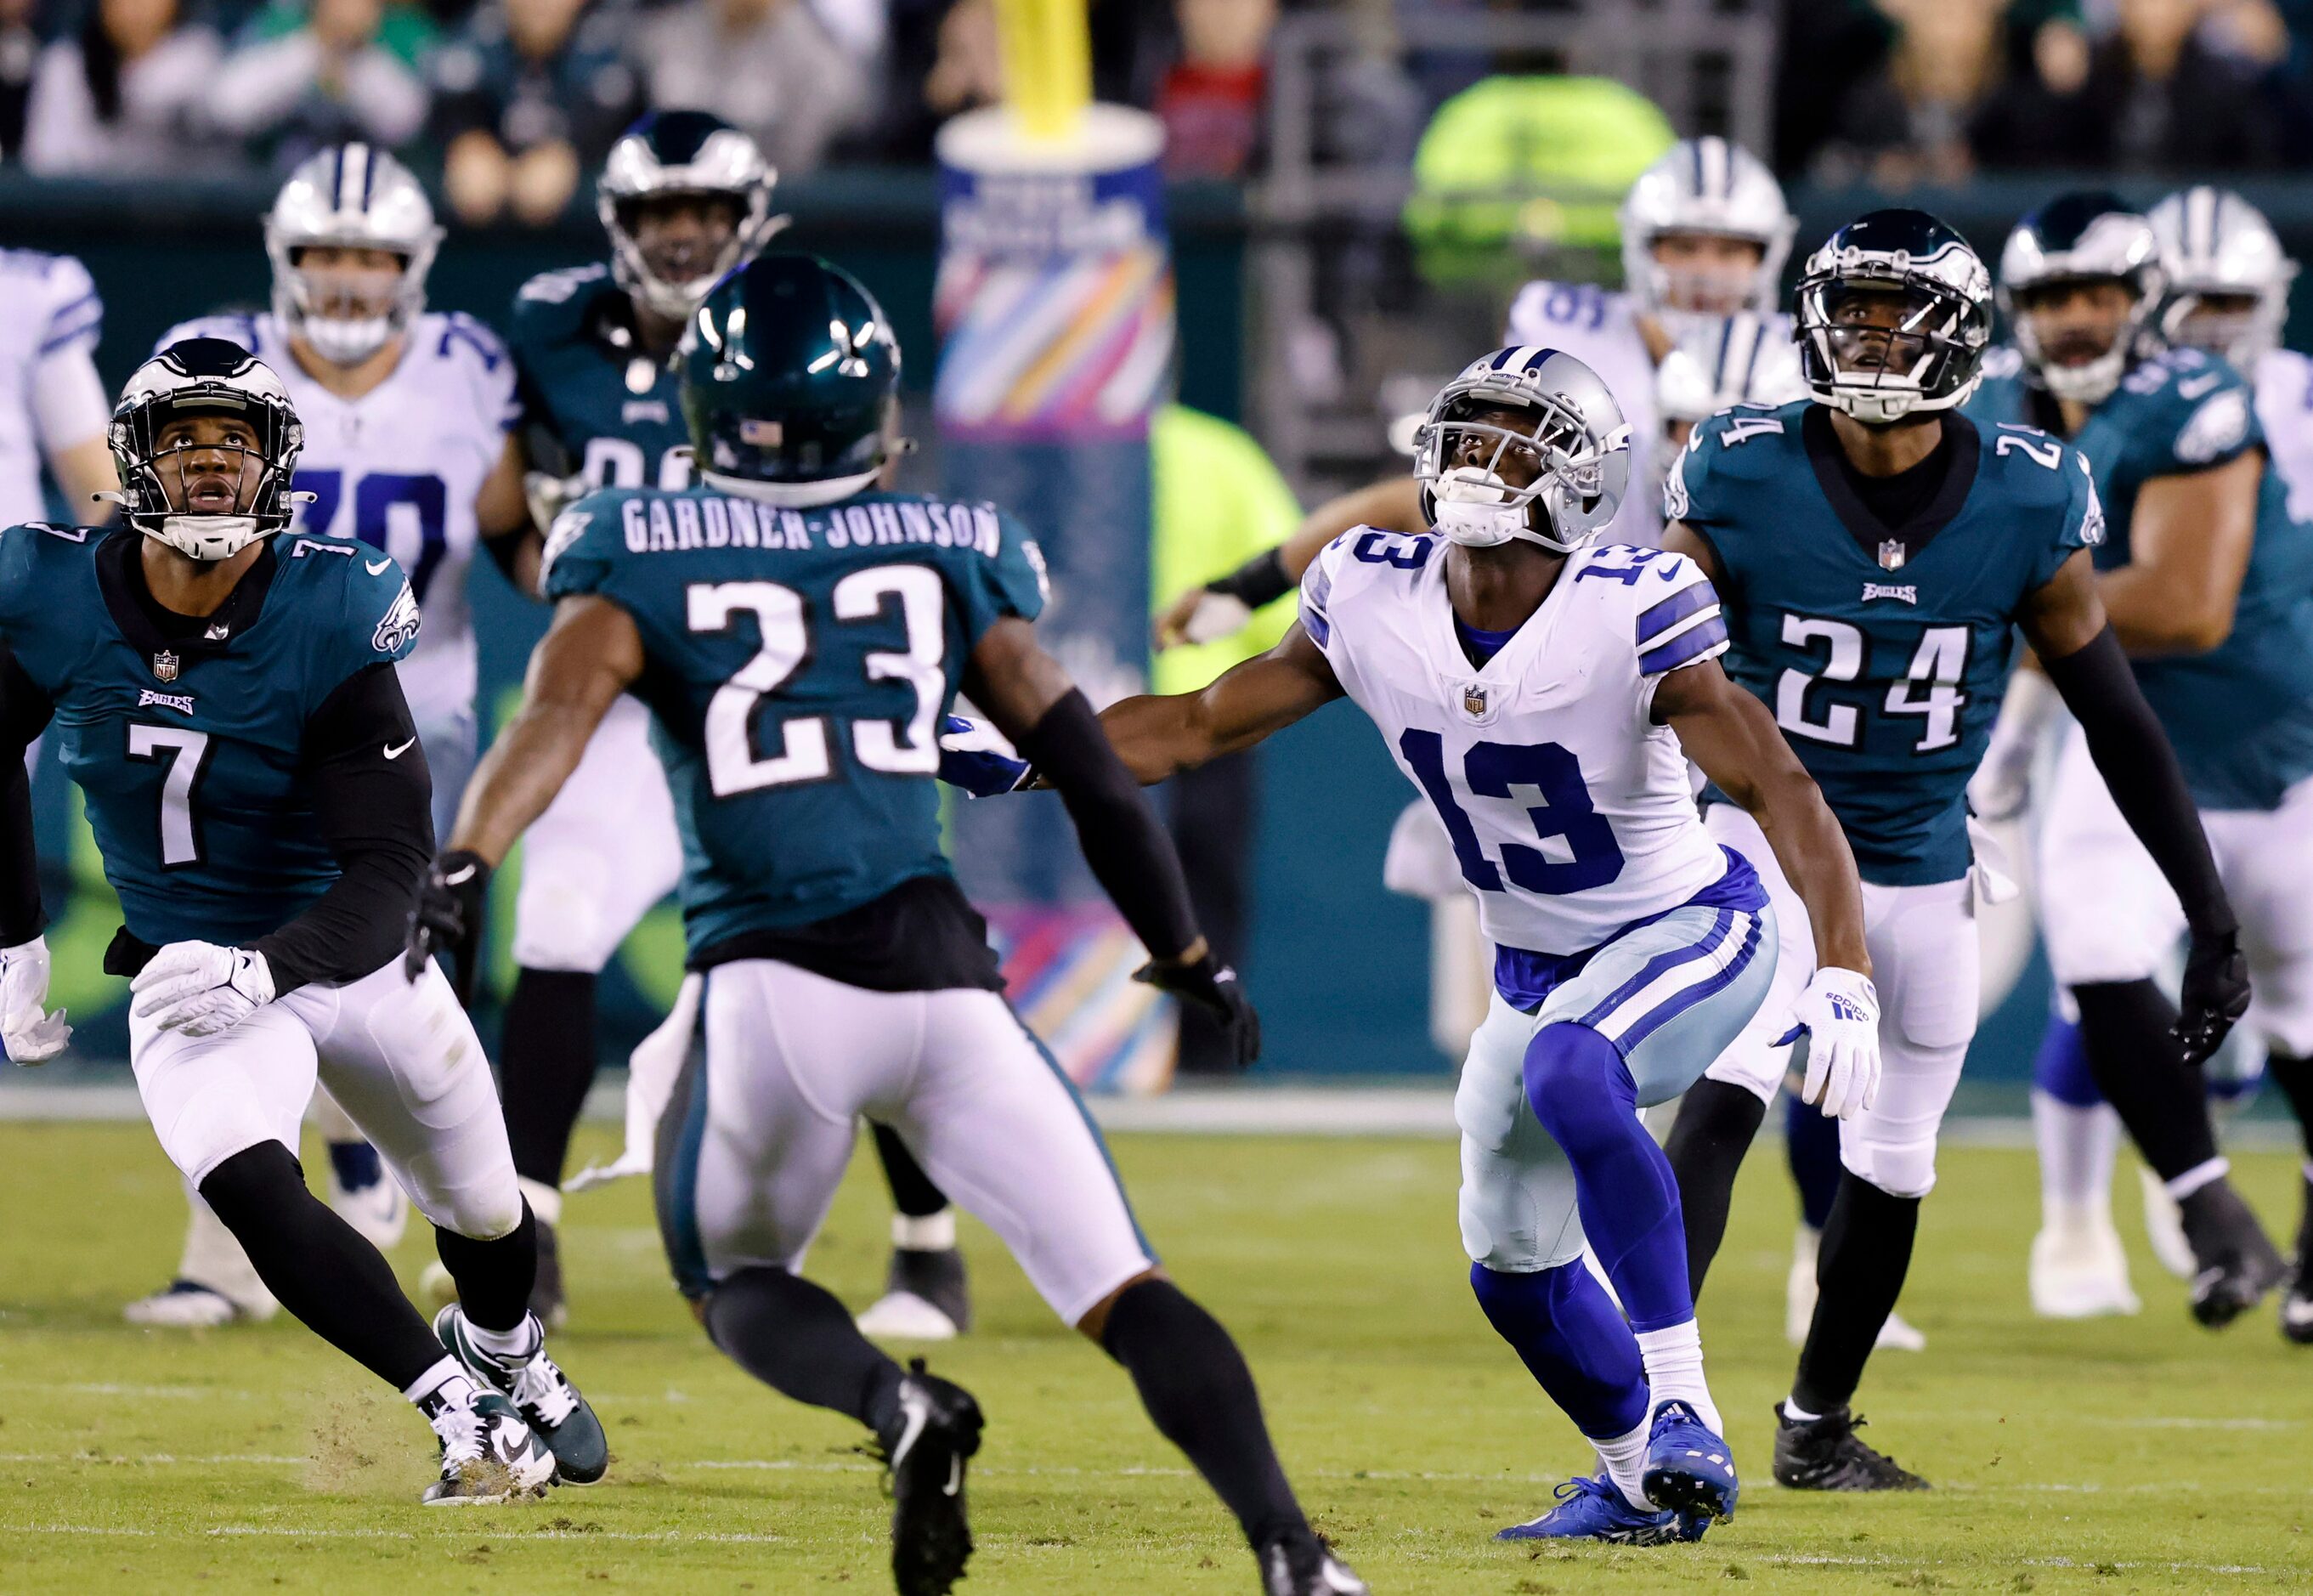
680;252;902;504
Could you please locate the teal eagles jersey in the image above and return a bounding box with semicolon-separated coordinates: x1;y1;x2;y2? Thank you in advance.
509;263;691;491
542;485;1047;959
1668;399;2100;885
1967;345;2313;810
0;525;421;945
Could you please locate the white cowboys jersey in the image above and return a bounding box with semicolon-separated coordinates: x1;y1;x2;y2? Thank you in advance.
1503;280;1801;543
2255;348;2313;522
158;310;519;727
1303;528;1733;955
0;250;106;529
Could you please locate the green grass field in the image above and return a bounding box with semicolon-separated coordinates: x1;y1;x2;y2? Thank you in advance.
0;1121;2305;1594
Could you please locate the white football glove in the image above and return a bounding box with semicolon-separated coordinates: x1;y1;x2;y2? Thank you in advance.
130;942;275;1039
1777;967;1882;1121
0;936;71;1064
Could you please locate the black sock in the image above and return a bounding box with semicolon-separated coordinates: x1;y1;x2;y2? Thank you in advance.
434;1201;539;1333
1790;1173;1919;1416
500;969;601;1188
705;1265;906;1431
1784;1092;1843;1231
2265;1052;2313;1162
872;1123;952;1225
2073;981;2220;1182
1100;1278;1308;1551
198;1142;446;1391
1663;1079;1766;1299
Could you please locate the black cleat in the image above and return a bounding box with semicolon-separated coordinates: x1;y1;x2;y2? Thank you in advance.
1258;1531;1370;1596
2178;1180;2286;1328
857;1247;973;1340
875;1358;982;1596
1772;1402;1928;1491
529;1214;567;1332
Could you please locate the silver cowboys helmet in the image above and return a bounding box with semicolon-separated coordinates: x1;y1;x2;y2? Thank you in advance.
1415;347;1632;553
2150;185;2298;373
1999;191;2165;405
600;110;781;321
1619;136;1796;320
1796;208;1993;425
265;142;443;368
110;338;306;562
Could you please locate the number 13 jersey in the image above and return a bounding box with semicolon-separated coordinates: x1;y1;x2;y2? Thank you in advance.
1668;400;2101;886
1301;528;1738;957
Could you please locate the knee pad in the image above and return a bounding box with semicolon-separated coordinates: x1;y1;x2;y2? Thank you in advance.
1839;1128;1937;1201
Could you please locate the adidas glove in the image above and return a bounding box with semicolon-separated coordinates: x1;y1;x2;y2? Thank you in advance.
936;715;1032;797
1777;966;1881;1121
130;942;275;1039
0;935;71;1064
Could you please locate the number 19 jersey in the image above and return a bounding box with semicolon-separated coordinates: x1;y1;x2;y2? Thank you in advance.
1301;529;1736;957
543;484;1047;961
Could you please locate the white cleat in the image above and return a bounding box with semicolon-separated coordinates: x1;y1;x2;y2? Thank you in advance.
123;1278;277;1327
2140;1167;2196;1282
422;1391;557;1505
857;1289;960;1342
2030;1212;2141;1318
1787;1228;1928;1350
330;1168;409;1252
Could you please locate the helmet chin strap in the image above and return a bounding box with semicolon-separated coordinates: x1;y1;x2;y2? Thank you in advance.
1431;467;1554;550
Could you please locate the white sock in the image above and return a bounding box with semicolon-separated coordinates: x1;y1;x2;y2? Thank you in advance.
2165;1156;2230;1203
464;1310;542;1363
893;1209;957;1251
1634;1319;1721;1435
2033;1090;2121;1220
517;1177;563;1227
1593;1415;1652;1511
404;1357;478;1412
1781;1397;1823;1423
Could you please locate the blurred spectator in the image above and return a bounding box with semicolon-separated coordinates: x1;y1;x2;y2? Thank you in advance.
0;0;37;158
1156;0;1272;178
1969;13;2108;167
1807;0;2001;187
433;0;639;226
634;0;868;177
22;0;222;174
208;0;432;167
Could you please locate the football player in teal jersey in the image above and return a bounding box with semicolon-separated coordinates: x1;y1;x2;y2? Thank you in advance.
484;111;976;1341
0;340;602;1503
410;256;1366;1596
1654;211;2246;1491
1965;191;2313;1332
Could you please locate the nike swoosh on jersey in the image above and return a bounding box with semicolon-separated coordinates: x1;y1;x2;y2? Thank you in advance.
365;558;393;575
384;738;417;759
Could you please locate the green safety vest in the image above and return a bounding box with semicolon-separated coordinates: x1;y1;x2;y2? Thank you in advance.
1149;404;1304;697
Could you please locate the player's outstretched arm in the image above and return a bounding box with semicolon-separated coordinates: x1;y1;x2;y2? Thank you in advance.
1154;477;1422;648
2095;451;2259;656
1098;624;1347;785
409;595;643;994
964;616;1263;1063
2022;551;2247;1060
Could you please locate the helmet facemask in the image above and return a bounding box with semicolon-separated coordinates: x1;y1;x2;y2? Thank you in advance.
609;190;769;322
1799;275;1987;425
2010;274;2156;405
1417;390;1627;554
113;394;303;562
272;240;432;367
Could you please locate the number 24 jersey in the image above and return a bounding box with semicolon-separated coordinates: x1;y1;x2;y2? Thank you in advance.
1301;529;1737;958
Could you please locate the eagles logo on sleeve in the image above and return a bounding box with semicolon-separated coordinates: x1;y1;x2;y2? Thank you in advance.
372;580;423;654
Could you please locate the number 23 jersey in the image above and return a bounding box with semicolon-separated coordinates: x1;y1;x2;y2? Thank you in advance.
156;311;517;733
1301;529;1737;957
1669;400;2101;885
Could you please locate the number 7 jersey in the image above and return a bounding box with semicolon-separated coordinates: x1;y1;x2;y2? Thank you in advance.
1301;529;1739;957
1668;400;2101;884
542;484;1046;960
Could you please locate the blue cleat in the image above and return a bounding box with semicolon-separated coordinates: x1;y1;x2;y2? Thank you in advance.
1495;1474;1705;1546
1642;1400;1739;1523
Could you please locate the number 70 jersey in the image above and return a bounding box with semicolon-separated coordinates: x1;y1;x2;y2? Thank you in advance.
1301;529;1739;958
1669;400;2101;886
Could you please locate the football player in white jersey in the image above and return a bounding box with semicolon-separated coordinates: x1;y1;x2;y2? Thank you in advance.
0;249;116;535
956;346;1879;1543
124;142;533;1328
1992;186;2313;1336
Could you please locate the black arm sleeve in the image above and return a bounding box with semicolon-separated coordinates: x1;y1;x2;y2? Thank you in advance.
0;647;54;947
1014;688;1202;962
2040;625;2236;937
252;663;435;993
1206;546;1294;609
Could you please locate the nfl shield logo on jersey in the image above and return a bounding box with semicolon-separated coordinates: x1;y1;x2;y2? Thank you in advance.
1877;539;1907;571
151;649;179;682
1462;683;1489;721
